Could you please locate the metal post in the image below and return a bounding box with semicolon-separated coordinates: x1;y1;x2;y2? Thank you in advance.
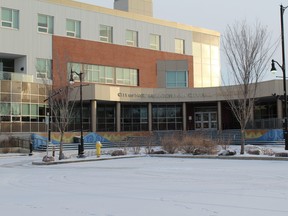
79;72;84;156
280;5;288;150
70;69;85;157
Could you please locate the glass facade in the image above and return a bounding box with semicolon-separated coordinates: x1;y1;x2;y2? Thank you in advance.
152;104;183;130
0;80;47;132
68;102;91;132
121;104;148;131
192;32;220;88
97;104;116;132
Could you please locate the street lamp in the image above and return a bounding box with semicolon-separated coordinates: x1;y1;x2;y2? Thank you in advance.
69;69;85;157
270;4;288;150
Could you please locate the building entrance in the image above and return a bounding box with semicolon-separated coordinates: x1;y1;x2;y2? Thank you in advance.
195;112;217;130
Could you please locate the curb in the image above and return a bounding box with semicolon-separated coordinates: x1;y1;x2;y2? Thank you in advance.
149;154;288;161
32;155;145;165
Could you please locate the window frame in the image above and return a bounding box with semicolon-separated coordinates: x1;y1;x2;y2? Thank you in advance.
150;34;161;50
99;24;113;43
175;38;185;54
66;19;81;38
1;7;19;29
37;14;54;34
36;58;52;79
166;71;188;88
125;29;138;47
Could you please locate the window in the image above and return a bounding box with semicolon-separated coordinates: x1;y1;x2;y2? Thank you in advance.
116;68;138;86
152;104;183;131
66;19;81;38
100;25;113;43
1;7;19;29
38;14;54;34
166;71;187;88
175;38;185;54
126;30;138;47
150;34;161;50
69;62;138;86
36;58;52;79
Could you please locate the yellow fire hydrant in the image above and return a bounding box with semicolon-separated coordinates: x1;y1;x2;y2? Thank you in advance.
96;141;102;157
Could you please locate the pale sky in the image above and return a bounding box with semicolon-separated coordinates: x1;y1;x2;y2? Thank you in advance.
74;0;287;81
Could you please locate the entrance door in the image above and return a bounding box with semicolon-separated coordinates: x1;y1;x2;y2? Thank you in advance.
195;112;217;130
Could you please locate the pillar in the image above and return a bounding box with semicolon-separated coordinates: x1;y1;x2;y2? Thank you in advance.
116;102;121;132
183;102;187;131
277;98;283;119
148;103;152;132
217;101;222;131
91;100;97;132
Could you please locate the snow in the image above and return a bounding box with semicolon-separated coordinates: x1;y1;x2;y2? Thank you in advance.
1;147;288;216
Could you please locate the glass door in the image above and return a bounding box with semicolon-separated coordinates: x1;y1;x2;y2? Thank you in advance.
195;112;217;130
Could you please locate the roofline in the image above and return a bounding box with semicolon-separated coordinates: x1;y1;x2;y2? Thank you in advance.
43;0;220;36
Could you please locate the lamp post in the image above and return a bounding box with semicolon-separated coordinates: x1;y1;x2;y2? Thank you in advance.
271;4;288;150
70;69;85;157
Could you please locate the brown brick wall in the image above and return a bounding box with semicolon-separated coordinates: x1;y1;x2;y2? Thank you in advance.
52;36;194;88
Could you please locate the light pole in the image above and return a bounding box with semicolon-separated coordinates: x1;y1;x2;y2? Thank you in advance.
271;4;288;150
70;69;85;157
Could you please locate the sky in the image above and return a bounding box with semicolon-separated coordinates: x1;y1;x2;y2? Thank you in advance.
74;0;287;81
1;148;288;216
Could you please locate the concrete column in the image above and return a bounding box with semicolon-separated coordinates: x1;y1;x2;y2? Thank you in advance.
182;102;187;131
217;101;222;131
117;102;121;132
277;99;283;119
91;100;97;132
148;103;152;132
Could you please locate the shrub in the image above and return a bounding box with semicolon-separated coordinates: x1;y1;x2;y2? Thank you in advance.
180;133;218;155
161;135;179;154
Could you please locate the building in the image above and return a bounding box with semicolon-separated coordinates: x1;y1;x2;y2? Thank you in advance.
0;0;283;136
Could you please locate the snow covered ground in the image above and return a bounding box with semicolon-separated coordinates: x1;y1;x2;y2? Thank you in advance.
1;147;288;216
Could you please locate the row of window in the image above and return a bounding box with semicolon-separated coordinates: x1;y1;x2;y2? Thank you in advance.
0;7;186;54
69;63;138;86
95;104;183;132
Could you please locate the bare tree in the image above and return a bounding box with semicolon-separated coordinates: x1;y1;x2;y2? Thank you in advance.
49;85;78;160
222;21;275;154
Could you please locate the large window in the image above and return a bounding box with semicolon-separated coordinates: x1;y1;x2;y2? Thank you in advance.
97;104;116;132
150;34;161;50
38;14;54;34
100;25;113;43
1;7;19;29
152;104;183;130
126;30;138;47
121;104;148;131
116;68;138;86
36;58;52;79
66;19;81;38
69;63;138;87
166;71;187;88
175;38;185;54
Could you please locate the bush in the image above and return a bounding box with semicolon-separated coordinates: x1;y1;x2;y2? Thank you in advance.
161;135;179;154
180;133;218;155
